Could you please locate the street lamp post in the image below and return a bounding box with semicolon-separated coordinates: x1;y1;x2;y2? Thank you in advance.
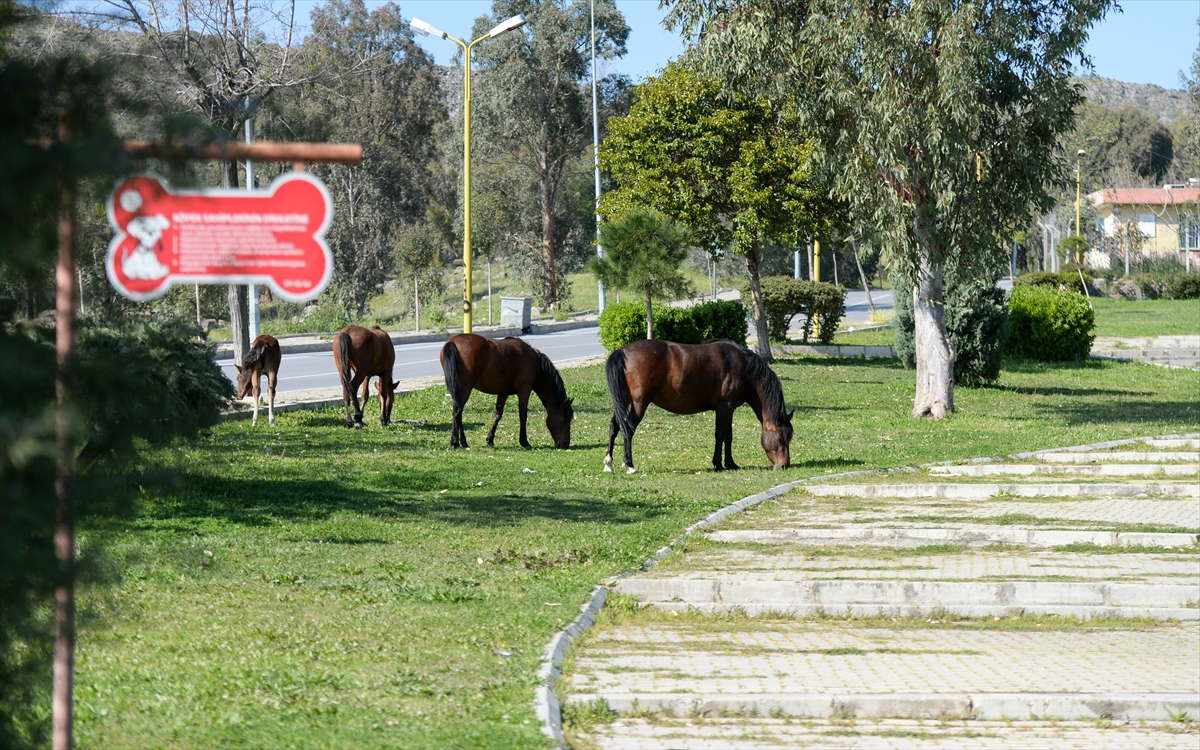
411;14;527;334
1075;148;1085;264
590;0;606;313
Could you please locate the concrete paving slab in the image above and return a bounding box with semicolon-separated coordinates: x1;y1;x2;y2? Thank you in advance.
579;717;1200;750
928;464;1199;477
616;579;1199;616
1036;452;1199;463
703;527;1200;548
804;482;1200;499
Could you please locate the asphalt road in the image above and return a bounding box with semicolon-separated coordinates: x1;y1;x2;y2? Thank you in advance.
218;289;898;395
217;326;608;395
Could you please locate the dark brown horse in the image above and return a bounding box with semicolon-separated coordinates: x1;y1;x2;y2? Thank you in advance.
235;334;282;427
440;333;574;449
605;339;793;473
333;325;399;429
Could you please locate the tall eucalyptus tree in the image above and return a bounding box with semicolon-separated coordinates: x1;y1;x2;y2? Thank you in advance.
668;0;1113;417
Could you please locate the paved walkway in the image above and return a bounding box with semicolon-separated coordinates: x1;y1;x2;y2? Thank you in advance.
562;436;1200;748
1091;336;1200;370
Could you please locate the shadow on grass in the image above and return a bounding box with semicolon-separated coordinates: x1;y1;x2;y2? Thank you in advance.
133;474;664;529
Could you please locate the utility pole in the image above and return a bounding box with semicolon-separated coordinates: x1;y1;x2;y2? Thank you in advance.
592;0;605;313
245;107;260;340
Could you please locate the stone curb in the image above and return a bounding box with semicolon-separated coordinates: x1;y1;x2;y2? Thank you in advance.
214;319;599;358
704;527;1200;548
535;432;1200;738
534;585;607;746
566;692;1200;722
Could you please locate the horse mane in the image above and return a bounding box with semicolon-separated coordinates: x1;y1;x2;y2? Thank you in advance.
742;346;790;431
535;350;571;414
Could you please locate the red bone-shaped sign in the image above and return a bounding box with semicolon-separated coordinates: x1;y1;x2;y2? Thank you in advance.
106;172;334;302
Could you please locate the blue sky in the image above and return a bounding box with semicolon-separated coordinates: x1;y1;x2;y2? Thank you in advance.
389;0;1197;89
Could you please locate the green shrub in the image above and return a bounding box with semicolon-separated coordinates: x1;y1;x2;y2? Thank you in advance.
1013;270;1089;296
1007;286;1095;362
598;302;647;351
1058;234;1089;259
1163;274;1200;300
752;276;846;345
894;277;1010;386
689;299;748;345
597;300;748;350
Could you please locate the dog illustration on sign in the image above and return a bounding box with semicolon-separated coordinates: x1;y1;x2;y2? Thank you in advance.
119;186;172;281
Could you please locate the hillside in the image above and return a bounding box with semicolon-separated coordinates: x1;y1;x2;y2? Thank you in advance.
1076;75;1188;123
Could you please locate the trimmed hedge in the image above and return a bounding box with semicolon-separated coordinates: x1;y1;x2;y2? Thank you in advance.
1007;286;1095;362
751;276;846;345
894;278;1010;386
597;299;748;351
1013;270;1090;296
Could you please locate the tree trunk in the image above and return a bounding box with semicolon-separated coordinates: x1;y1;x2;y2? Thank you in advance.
911;261;954;419
852;239;875;313
645;287;654;340
53;113;77;750
744;242;771;359
221;160;250;364
540;181;557;310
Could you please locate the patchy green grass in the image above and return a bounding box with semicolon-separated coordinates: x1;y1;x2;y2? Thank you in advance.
830;326;897;346
74;355;1198;747
1091;298;1200;338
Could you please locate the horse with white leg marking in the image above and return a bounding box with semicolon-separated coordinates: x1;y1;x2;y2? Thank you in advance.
235;334;282;427
333;325;399;429
604;339;793;474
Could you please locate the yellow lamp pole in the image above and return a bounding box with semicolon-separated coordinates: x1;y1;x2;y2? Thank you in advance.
812;239;821;338
411;15;527;334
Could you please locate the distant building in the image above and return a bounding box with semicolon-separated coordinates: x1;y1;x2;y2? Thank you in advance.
1087;183;1199;268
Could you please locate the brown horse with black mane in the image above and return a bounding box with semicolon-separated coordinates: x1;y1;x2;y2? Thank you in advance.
333;325;399;429
235;334;282;427
440;333;574;449
605;339;793;474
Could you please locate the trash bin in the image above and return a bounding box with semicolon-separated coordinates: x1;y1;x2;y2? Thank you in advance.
500;296;532;332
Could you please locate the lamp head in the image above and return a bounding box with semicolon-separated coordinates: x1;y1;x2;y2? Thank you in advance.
1077;149;1086;157
488;14;527;37
410;18;447;39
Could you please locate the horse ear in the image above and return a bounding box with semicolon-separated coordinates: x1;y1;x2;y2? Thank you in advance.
234;364;242;373
565;398;573;406
787;409;795;421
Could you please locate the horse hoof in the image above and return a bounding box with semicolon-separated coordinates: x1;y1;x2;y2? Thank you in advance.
626;466;637;475
603;455;613;472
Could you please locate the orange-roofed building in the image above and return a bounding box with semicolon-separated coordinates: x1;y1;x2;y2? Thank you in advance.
1088;183;1200;265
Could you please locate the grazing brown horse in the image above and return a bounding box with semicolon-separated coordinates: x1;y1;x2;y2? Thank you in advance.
235;335;282;427
333;325;399;429
604;339;793;474
440;333;574;449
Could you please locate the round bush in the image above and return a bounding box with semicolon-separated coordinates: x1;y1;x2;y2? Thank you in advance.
1007;286;1095;362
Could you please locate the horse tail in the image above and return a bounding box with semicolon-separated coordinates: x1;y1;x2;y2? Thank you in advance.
244;338;266;367
336;330;353;395
606;348;634;439
441;340;462;402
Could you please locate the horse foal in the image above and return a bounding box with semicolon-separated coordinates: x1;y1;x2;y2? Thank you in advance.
235;335;282;427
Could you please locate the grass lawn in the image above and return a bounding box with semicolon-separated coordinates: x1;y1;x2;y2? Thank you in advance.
829;326;897;346
75;356;1198;748
1091;297;1200;338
